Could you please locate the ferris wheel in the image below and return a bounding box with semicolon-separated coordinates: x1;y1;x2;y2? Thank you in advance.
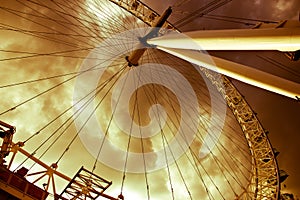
0;0;298;199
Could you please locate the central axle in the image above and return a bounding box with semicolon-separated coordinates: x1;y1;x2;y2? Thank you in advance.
126;6;172;67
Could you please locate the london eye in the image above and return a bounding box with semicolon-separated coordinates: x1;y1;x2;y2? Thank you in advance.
0;0;299;199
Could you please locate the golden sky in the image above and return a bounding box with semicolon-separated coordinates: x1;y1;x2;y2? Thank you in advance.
0;0;299;199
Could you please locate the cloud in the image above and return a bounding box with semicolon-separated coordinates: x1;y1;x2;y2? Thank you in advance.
3;0;295;198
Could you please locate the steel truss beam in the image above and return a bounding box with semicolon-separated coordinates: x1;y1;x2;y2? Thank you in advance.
58;167;116;200
200;68;280;199
109;0;176;31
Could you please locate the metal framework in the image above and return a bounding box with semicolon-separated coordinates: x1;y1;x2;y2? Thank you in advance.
109;0;176;30
200;68;280;199
0;165;49;200
0;118;119;200
108;0;281;198
110;1;280;198
58;167;116;200
0;0;281;199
